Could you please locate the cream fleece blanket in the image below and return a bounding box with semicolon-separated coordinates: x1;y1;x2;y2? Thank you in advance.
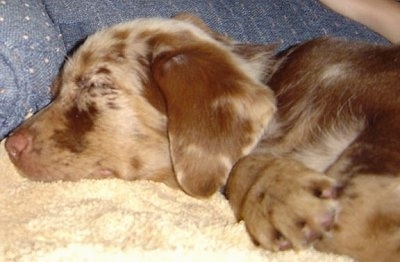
0;140;353;262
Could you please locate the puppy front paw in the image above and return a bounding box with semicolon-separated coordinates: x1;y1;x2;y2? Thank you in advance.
235;158;340;251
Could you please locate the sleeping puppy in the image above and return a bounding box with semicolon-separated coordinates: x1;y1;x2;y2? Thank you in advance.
4;13;400;261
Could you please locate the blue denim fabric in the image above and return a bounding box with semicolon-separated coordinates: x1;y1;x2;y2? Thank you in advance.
0;0;388;139
43;0;386;52
0;0;65;138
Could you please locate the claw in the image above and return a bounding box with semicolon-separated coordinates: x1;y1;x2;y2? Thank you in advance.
321;186;338;199
278;239;292;251
303;226;323;242
318;208;338;231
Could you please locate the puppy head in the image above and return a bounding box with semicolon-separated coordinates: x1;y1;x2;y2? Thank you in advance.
5;14;276;197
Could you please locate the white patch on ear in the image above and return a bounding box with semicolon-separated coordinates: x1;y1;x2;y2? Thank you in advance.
173;143;233;187
170;54;187;65
185;144;233;171
185;143;207;158
160;54;188;73
211;85;276;157
211;91;273;122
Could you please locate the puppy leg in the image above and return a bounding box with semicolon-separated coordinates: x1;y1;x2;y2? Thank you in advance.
226;153;340;251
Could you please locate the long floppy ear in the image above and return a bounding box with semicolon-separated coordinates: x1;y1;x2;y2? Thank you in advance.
150;27;276;197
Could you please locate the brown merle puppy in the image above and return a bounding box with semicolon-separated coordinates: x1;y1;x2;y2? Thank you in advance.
4;14;400;261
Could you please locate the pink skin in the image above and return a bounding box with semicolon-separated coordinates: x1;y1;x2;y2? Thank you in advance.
320;0;400;43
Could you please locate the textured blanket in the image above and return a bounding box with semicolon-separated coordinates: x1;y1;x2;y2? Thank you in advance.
0;140;352;262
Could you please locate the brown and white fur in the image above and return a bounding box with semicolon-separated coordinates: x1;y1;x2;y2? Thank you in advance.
5;14;400;261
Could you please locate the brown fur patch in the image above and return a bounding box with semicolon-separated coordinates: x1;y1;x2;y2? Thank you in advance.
110;42;127;61
52;104;98;153
111;29;131;41
96;66;112;75
131;156;143;170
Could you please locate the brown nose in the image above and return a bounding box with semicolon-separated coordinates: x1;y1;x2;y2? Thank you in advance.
5;129;32;160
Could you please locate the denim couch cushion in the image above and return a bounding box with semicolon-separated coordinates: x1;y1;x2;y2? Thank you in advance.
43;0;386;53
0;0;66;138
